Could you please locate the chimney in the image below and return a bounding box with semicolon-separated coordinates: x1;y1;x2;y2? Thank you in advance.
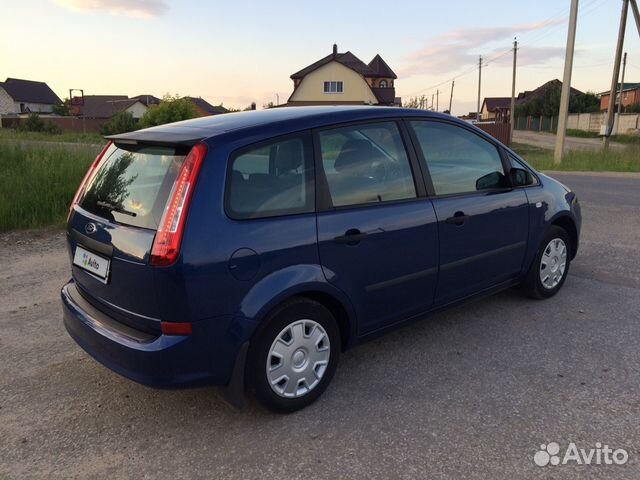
333;44;338;59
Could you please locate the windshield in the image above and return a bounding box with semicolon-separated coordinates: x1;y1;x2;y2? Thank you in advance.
78;144;188;230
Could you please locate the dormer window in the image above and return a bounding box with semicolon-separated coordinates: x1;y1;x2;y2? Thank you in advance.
379;80;388;88
323;81;344;94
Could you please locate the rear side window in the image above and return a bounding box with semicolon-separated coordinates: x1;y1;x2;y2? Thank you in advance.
226;135;314;219
318;122;416;207
411;121;506;195
79;144;188;230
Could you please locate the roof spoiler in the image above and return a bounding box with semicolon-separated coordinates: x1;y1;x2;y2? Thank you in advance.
105;129;207;148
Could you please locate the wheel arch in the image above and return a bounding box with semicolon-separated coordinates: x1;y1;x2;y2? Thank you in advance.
550;214;578;260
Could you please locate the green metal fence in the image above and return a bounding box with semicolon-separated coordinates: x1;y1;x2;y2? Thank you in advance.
515;116;557;133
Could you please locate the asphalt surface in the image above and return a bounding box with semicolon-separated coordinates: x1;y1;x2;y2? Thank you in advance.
1;173;639;479
513;130;626;151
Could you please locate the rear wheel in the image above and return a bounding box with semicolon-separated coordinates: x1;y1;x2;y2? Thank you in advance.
523;226;571;299
250;298;340;413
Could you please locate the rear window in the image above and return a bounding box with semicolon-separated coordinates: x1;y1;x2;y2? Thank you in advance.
79;144;188;230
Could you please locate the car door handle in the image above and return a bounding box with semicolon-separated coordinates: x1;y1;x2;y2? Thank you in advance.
334;229;368;245
445;212;470;225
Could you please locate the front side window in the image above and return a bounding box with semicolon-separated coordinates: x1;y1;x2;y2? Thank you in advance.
227;136;313;219
323;81;344;94
411;121;506;196
318;122;416;207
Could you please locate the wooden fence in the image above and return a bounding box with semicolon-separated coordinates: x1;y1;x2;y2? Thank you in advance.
476;122;511;146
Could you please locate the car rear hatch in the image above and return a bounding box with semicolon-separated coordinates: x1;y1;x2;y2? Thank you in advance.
67;133;206;336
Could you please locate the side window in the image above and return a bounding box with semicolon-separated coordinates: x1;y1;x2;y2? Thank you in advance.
318;122;417;207
411;121;506;195
227;136;313;219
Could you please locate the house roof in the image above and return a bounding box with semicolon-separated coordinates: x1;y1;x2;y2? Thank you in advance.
368;54;397;79
0;77;61;105
185;96;227;115
598;82;640;96
131;94;162;106
482;97;511;112
516;79;583;104
291;50;375;79
71;95;144;118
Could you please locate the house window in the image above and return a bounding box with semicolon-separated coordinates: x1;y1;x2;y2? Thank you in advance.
323;81;344;94
19;103;25;113
380;80;388;88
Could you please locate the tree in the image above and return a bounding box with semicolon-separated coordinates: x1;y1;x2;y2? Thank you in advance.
100;111;137;135
23;113;45;132
402;95;428;109
262;101;275;109
52;99;71;116
515;84;601;118
138;94;199;128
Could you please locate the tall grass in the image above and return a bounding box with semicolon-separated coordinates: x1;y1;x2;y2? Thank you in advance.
0;142;101;231
0;128;104;145
512;143;640;172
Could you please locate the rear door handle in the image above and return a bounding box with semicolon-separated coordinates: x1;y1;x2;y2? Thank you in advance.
445;212;470;226
334;228;368;245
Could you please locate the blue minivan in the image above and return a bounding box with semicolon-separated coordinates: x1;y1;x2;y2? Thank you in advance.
61;106;581;412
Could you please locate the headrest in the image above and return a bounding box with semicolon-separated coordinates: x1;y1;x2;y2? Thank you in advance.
275;140;303;173
334;139;374;174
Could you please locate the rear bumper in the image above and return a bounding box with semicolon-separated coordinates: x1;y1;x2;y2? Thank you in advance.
61;280;232;388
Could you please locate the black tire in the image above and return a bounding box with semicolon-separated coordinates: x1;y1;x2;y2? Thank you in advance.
522;226;571;299
249;297;340;413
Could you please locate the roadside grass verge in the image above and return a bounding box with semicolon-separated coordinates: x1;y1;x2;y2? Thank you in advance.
512;142;640;172
0;128;104;144
0;142;100;231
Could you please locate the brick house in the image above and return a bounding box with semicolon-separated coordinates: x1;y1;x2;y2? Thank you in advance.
599;82;640;111
287;44;400;106
480;97;511;122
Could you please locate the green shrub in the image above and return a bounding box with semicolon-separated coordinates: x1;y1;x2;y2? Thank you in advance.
23;113;45;132
138;94;198;128
100;111;138;135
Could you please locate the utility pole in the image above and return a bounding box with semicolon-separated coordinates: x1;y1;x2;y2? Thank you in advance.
436;89;439;112
476;56;483;122
618;52;627;115
554;0;579;164
431;93;435;110
510;37;518;144
604;0;629;151
631;0;640;37
449;80;455;113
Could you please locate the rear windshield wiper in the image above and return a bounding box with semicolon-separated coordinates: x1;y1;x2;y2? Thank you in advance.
96;200;137;217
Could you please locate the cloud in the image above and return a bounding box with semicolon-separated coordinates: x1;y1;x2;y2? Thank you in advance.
399;20;565;78
53;0;168;18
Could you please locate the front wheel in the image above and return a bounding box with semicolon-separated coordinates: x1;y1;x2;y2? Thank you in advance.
250;298;340;413
522;226;571;299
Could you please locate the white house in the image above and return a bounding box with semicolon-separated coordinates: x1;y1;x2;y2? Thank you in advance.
0;78;62;114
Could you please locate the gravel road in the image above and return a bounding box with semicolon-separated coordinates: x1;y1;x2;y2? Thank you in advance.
1;173;639;479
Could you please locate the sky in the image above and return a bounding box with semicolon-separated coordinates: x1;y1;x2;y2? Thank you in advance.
1;0;639;115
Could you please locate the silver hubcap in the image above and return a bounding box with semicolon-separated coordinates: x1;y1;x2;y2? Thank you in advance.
539;238;568;289
267;319;330;398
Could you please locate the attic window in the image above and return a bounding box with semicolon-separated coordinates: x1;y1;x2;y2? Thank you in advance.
380;80;388;88
323;81;344;94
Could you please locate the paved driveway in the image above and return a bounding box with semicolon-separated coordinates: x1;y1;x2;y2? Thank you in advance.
1;173;639;479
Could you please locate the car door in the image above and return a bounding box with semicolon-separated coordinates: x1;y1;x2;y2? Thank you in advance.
315;120;439;334
408;120;529;304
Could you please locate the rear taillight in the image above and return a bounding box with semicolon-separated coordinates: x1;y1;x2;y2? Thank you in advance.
68;141;113;220
150;142;208;266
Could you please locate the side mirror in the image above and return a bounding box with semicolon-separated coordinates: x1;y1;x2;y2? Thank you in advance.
508;167;534;187
475;171;505;190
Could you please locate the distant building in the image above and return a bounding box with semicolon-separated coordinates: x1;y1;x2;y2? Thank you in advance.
480;97;511;122
70;95;148;119
184;96;228;116
599;82;640;111
287;44;399;106
0;78;62;114
131;94;162;107
516;79;583;106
